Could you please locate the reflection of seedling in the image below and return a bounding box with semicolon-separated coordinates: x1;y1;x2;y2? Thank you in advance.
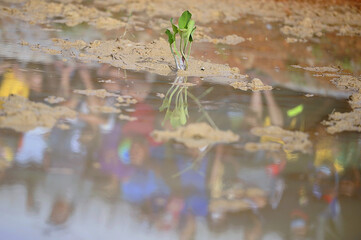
160;77;217;129
165;10;196;70
159;76;189;127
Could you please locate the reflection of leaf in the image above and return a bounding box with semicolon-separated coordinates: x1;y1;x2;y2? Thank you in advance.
180;107;186;125
170;110;180;127
159;97;170;111
163;109;171;121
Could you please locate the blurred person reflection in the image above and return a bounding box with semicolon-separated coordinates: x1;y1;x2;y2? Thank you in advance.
0;61;29;98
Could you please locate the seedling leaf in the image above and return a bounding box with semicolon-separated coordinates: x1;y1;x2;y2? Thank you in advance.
170;18;179;35
165;29;174;44
178;10;192;30
180;107;186;125
189;27;196;42
186;20;195;38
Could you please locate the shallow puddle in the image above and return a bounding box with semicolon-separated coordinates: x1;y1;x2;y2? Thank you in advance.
0;1;361;239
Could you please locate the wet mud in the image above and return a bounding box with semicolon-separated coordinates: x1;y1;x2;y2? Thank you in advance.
0;0;361;239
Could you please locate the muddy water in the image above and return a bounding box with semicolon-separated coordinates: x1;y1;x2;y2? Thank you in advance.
0;3;361;240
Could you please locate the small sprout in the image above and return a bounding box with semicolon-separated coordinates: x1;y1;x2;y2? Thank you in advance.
165;10;196;70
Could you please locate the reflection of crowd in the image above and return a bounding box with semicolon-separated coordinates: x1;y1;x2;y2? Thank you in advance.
0;59;361;240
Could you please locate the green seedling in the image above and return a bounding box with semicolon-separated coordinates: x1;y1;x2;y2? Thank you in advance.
165;10;196;70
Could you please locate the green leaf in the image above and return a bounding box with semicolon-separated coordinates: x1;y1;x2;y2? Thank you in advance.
185;20;195;44
186;20;195;36
178;10;192;30
188;27;196;42
170;18;178;35
165;29;174;44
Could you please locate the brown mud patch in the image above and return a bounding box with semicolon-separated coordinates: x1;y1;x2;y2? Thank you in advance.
44;96;65;104
56;122;70;130
118;114;137;121
322;109;361;134
152;122;239;148
116;96;138;106
0;0;124;30
330;75;361;92
196;34;245;45
321;75;361;134
73;89;119;98
0;95;76;132
230;78;272;91
90;105;121;114
246;126;312;154
291;65;340;73
349;93;361;109
52;38;87;50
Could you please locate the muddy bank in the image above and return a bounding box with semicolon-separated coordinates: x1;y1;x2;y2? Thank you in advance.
322;75;361;134
152;122;239;148
38;38;247;78
0;95;76;132
322;109;361;134
293;65;361;134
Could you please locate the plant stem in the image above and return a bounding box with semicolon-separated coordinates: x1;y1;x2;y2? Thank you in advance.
170;43;183;70
198;87;214;100
188;92;218;130
172;145;213;178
